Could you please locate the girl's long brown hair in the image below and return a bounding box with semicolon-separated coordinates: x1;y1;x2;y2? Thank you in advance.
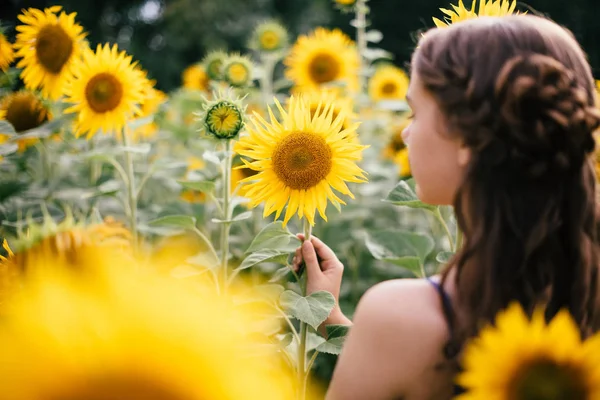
412;15;600;354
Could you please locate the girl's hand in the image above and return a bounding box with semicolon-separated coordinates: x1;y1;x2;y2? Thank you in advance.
292;234;346;324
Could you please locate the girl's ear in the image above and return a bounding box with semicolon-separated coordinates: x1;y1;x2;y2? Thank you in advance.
457;144;471;167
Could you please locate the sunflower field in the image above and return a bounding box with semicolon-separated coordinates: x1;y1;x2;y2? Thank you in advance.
1;0;600;399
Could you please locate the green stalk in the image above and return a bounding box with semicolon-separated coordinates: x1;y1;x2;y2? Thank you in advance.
122;129;138;250
260;54;276;106
355;0;369;95
435;207;455;252
297;218;312;400
219;139;234;293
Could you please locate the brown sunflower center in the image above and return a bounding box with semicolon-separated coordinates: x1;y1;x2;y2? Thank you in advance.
381;82;397;95
5;93;49;132
35;24;74;74
272;132;332;190
308;53;340;84
85;73;124;113
49;375;189;400
390;133;405;152
509;358;588;400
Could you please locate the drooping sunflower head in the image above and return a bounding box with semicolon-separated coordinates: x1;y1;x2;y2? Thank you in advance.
250;21;289;53
182;63;210;92
202;50;228;81
235;96;368;226
433;0;519;27
0;28;14;72
197;92;246;140
0;90;52;151
369;64;410;102
285;27;360;93
457;303;600;400
64;43;147;138
222;54;253;88
13;6;87;100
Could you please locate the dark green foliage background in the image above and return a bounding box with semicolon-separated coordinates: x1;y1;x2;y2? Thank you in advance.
2;0;599;91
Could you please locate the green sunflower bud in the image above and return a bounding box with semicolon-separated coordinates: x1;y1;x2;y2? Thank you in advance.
197;91;246;140
222;54;254;88
202;50;228;81
249;21;289;53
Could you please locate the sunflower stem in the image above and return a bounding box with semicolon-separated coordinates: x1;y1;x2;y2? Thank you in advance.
297;218;313;400
355;0;369;95
435;207;454;253
219;139;234;294
122;128;138;251
260;54;276;106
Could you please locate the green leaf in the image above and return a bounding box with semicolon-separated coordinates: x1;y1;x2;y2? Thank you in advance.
326;324;351;339
384;179;436;211
278;332;294;348
177;180;215;194
232;210;253;222
203;150;221;166
315;337;346;355
436;251;455;263
246;221;299;253
236;250;289;271
149;215;197;230
365;29;383;43
365;229;434;277
269;266;291;283
0;142;18;156
118;144;151;154
279;290;335;330
0;120;16;135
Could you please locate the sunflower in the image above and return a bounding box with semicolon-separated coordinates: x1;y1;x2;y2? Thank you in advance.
0;30;14;72
250;21;289;53
202;50;228;81
235;96;368;226
132;84;167;141
433;0;518;27
64;43;147;138
0;91;52;151
383;120;411;178
13;6;87;100
0;249;297;400
0;239;18;313
284;28;360;93
198;95;246;140
222;54;253;88
456;303;600;400
369;64;410;102
300;88;356;132
182;63;210;92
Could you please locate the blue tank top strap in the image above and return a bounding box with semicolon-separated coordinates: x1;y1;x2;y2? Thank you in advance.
426;277;460;360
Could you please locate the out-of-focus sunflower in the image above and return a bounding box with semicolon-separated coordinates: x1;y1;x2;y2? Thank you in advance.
456;302;600;400
203;50;228;81
433;0;518;27
300;88;357;136
182;63;210;92
13;6;87;100
0;29;14;72
180;156;208;204
250;21;289;53
383;120;411;178
284;28;360;93
0;248;298;400
222;54;253;88
132;83;167;141
0;91;52;151
64;43;147;138
369;65;409;102
235;96;368;226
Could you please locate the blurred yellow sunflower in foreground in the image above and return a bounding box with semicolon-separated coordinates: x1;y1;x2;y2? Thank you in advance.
0;30;14;72
384;120;411;178
0;90;52;151
64;43;147;138
285;28;359;93
235;96;368;226
13;6;87;100
132;84;167;141
369;65;409;102
433;0;519;27
456;303;600;400
182;63;210;91
0;247;297;400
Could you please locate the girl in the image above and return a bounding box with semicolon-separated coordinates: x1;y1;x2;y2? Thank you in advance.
293;14;600;399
